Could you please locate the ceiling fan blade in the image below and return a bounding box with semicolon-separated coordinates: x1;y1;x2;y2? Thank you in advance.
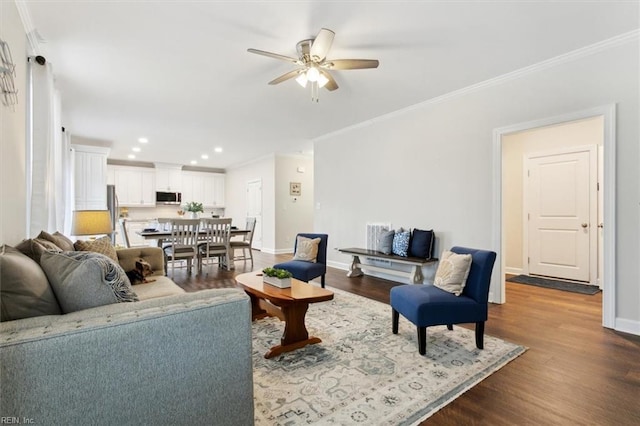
324;59;380;70
320;70;338;91
310;28;335;61
268;69;302;85
247;48;300;64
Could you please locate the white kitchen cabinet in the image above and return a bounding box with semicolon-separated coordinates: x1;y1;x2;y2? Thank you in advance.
73;145;109;210
109;165;156;207
181;171;225;208
155;165;182;191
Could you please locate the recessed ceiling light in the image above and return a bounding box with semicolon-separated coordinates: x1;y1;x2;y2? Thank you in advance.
201;154;209;160
138;137;148;143
132;147;141;152
190;160;197;165
128;154;136;159
214;147;223;153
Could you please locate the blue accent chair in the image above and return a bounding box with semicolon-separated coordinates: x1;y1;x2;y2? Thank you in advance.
274;233;328;288
390;246;497;355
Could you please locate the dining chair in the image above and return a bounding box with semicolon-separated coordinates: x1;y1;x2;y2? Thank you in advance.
162;218;200;277
198;218;232;273
230;217;256;266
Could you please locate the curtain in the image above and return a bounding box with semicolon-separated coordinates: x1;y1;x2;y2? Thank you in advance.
27;59;70;236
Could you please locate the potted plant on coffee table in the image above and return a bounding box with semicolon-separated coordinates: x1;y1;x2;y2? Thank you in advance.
184;201;204;219
262;267;293;288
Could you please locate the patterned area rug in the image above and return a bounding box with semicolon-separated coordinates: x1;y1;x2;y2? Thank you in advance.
251;288;526;425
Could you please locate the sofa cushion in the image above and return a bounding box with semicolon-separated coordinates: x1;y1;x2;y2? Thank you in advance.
38;230;75;251
409;228;435;259
377;230;395;255
15;238;63;263
392;231;410;257
132;276;186;300
74;236;118;262
40;251;138;314
433;250;473;296
292;236;321;263
0;245;62;321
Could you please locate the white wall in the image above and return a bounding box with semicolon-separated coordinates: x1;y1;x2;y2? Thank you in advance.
225;155;275;252
274;155;314;252
315;38;639;331
503;116;603;272
0;1;28;245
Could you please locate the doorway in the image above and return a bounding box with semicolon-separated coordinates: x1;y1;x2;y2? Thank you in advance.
493;105;616;328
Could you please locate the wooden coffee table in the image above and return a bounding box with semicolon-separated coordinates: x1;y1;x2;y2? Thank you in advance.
235;272;334;359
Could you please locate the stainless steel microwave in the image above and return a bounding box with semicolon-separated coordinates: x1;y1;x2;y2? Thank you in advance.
156;191;182;205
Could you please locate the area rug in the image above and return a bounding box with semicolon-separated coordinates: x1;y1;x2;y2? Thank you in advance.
251;288;526;425
507;274;600;295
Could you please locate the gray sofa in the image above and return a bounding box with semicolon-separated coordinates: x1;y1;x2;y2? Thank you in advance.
0;245;255;425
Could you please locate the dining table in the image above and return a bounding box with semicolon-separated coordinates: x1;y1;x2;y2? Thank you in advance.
137;228;250;248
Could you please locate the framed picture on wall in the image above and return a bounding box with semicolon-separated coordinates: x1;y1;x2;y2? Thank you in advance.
290;182;301;196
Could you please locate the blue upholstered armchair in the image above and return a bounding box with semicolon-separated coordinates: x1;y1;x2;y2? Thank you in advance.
390;246;497;355
274;233;328;288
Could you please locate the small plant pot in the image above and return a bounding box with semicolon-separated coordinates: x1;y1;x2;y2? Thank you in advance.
263;276;291;288
189;212;199;219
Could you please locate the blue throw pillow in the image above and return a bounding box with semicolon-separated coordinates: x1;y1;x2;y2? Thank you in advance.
378;230;395;255
392;231;410;257
409;228;435;259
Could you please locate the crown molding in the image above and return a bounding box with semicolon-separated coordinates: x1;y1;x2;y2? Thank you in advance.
314;29;640;142
14;1;41;55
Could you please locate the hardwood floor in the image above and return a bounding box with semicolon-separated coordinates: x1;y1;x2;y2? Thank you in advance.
171;250;640;425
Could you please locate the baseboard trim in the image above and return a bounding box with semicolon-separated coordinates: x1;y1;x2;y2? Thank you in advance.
614;318;640;336
260;248;293;255
505;267;523;275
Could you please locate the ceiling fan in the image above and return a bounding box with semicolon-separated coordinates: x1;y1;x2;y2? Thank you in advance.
248;28;379;101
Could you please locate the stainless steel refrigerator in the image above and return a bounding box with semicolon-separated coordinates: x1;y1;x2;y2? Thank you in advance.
106;185;118;244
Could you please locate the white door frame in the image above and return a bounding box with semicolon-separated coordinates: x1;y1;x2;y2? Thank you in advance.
492;104;616;329
522;145;598;284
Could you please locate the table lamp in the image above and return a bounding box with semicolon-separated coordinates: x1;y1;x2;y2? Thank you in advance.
71;210;113;239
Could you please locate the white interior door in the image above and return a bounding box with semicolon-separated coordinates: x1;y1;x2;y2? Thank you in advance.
246;179;262;250
526;146;596;282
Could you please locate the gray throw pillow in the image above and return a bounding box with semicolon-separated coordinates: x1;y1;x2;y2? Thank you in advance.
40;251;138;314
0;245;62;321
377;230;395;255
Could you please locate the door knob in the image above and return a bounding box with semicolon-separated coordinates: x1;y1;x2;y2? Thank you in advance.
598;223;604;228
581;223;588;228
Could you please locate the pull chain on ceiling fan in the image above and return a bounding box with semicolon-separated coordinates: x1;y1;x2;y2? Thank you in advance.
248;28;379;102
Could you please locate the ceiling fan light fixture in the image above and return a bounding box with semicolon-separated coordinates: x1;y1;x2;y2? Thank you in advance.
296;73;308;88
306;66;320;82
317;73;329;89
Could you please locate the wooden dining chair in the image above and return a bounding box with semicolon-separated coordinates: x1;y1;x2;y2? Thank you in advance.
162;218;200;277
198;218;232;273
230;217;256;266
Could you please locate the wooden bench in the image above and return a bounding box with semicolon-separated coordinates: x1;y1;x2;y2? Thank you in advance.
338;248;438;284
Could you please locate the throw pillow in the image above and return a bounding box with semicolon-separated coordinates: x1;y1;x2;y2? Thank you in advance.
433;250;473;296
377;230;395;255
391;231;410;257
0;245;62;321
40;251;138;314
15;238;63;263
38;230;75;251
409;228;435;259
292;236;321;263
74;236;118;262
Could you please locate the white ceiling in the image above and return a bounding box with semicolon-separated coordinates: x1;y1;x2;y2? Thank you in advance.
22;1;639;169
